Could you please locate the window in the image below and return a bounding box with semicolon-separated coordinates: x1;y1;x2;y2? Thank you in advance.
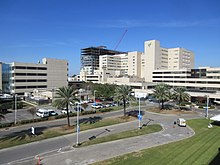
15;79;26;82
15;73;26;76
37;79;47;82
38;73;47;76
27;67;37;70
27;80;37;82
27;73;37;76
15;66;26;69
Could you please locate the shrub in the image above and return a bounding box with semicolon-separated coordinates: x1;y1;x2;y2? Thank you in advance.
99;108;113;113
0;122;14;128
81;110;96;115
55;114;67;119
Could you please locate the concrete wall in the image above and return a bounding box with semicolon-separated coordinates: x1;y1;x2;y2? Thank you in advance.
42;58;68;90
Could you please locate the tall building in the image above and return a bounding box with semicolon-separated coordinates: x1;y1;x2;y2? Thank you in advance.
80;46;126;75
144;40;194;82
0;58;68;95
80;51;144;82
127;51;143;78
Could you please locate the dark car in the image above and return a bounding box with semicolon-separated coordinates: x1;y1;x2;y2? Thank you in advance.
48;109;58;116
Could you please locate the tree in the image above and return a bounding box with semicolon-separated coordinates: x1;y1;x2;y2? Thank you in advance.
152;83;171;110
27;107;37;121
173;87;190;107
114;85;133;116
53;86;78;127
93;83;117;101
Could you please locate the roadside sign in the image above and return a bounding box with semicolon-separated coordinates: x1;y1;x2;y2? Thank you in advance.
76;125;80;132
138;114;142;121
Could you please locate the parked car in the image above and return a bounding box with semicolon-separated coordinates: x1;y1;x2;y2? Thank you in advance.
48;109;58;116
36;109;49;118
61;109;72;114
91;104;103;109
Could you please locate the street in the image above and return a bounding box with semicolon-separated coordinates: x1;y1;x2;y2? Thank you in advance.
0;101;219;165
0;111;201;165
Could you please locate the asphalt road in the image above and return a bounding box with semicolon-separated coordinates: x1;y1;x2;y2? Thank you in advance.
0;111;201;165
0;102;213;165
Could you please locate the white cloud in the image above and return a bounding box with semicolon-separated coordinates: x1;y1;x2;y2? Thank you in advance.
94;18;220;28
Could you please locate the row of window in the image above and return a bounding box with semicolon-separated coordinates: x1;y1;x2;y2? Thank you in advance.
14;79;47;83
153;71;191;74
14;85;47;89
153;80;220;84
207;71;220;74
13;73;47;76
153;76;187;78
12;66;47;70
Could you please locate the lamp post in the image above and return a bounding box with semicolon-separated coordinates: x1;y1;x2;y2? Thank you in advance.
94;90;97;105
138;95;141;129
205;95;209;118
76;89;82;146
14;94;17;125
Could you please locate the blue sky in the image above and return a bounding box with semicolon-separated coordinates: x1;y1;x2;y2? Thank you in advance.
0;0;220;75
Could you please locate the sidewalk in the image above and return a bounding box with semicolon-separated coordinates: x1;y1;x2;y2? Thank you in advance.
6;112;198;165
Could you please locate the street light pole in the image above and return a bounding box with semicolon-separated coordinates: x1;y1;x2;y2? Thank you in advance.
206;95;209;118
76;102;80;146
94;90;97;104
14;94;17;125
138;96;141;129
76;89;82;146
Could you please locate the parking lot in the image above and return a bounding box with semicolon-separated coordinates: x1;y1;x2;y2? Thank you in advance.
0;102;117;124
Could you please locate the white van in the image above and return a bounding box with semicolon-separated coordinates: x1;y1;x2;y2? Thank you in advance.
177;118;186;127
36;109;49;118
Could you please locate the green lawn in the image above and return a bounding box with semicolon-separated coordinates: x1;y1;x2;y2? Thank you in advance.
0;116;135;149
79;124;162;147
94;118;220;165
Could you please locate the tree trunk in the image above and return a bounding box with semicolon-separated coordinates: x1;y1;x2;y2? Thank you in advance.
123;99;126;116
66;103;70;127
161;101;164;110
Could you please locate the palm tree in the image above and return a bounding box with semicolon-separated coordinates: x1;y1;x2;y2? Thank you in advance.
53;86;78;127
152;83;171;110
173;87;190;107
114;85;133;116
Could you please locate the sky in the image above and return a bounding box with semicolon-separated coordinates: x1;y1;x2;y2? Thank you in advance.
0;0;220;76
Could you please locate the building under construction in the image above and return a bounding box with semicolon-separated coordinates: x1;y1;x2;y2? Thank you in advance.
81;46;127;74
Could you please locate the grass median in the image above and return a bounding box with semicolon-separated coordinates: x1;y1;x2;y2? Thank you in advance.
0;116;135;149
78;124;162;147
94;118;220;165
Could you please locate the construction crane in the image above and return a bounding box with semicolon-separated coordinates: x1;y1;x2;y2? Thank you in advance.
114;29;128;50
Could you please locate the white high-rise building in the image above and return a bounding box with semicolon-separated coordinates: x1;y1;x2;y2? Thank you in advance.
144;40;194;82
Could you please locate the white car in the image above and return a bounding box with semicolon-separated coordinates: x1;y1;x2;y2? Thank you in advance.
61;109;72;114
36;109;49;118
91;104;103;109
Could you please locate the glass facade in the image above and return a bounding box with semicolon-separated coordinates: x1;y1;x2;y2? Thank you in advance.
2;63;11;93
